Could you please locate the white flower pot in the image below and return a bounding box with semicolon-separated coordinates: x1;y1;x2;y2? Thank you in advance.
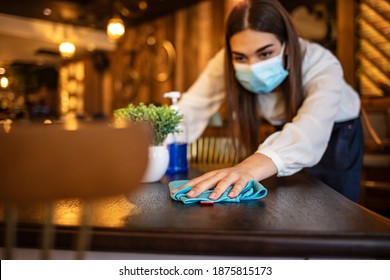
141;146;169;183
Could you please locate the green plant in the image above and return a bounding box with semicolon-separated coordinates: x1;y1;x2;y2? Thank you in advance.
114;103;183;146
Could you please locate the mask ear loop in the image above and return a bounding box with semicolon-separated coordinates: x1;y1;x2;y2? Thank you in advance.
281;43;289;70
284;54;290;70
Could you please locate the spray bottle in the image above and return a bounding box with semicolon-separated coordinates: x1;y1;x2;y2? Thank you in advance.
164;91;188;175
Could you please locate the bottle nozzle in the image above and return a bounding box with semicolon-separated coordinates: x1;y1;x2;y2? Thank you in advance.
163;91;181;105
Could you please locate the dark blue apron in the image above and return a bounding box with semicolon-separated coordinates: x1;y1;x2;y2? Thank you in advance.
304;116;364;202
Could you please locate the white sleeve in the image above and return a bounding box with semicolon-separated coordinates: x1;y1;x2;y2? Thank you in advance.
178;49;226;143
257;51;349;177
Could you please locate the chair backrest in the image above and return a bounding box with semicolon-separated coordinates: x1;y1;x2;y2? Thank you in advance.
361;102;390;152
188;122;278;170
189;136;237;165
361;97;390;169
0;121;149;259
360;97;390;217
188;126;238;170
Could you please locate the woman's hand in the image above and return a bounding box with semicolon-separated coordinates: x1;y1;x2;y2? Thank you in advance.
171;153;277;200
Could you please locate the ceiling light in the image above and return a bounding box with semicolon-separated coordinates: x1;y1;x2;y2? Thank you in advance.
43;8;52;16
59;41;76;59
107;16;125;42
1;77;9;88
139;1;148;10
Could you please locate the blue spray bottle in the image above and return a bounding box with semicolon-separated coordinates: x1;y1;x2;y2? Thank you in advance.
164;91;188;175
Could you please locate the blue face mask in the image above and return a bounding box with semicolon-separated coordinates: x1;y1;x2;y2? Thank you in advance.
234;43;289;94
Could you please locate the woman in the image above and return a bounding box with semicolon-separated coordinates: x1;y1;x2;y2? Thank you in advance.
173;0;363;201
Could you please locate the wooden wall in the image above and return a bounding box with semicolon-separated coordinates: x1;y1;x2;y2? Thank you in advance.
336;0;357;88
92;0;359;118
109;0;228;113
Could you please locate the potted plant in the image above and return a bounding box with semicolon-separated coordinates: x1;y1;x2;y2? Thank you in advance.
114;103;183;182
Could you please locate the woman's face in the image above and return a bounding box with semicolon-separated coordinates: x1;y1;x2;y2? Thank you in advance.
230;29;283;65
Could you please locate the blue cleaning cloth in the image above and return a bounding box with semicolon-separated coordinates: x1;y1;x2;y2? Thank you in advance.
169;180;267;204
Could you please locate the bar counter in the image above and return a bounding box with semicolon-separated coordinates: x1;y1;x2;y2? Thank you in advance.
1;169;390;259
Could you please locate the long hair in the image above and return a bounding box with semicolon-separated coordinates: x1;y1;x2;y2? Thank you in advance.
224;0;303;159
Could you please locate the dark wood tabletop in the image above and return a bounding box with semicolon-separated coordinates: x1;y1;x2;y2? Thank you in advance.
1;169;390;259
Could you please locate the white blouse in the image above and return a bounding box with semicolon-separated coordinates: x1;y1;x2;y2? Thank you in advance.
178;38;361;177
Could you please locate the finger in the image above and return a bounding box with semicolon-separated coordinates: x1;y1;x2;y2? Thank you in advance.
187;171;229;198
185;171;220;187
208;175;237;200
228;180;248;198
171;171;218;194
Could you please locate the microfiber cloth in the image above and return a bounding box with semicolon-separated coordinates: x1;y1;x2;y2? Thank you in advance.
169;180;267;204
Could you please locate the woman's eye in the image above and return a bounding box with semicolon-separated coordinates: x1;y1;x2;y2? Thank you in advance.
233;56;246;63
258;51;273;59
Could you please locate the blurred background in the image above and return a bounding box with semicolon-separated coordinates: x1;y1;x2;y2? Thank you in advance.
0;0;389;216
3;0;387;121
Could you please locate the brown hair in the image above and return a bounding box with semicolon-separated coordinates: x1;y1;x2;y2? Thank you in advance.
224;0;303;159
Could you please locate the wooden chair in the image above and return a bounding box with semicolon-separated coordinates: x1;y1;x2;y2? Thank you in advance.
188;122;277;171
0;121;149;259
188;126;237;171
360;97;390;217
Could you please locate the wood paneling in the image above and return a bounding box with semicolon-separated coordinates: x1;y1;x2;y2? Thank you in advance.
110;0;227;112
338;1;357;74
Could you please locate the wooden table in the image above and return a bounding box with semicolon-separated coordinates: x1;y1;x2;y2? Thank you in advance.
1;169;390;259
